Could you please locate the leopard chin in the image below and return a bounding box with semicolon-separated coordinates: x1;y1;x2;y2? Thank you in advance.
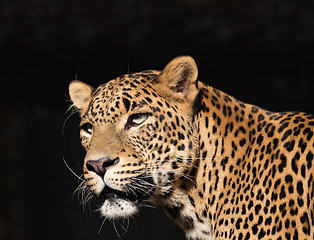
99;197;138;219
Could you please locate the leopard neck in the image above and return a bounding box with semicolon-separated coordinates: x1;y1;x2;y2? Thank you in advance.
184;81;268;237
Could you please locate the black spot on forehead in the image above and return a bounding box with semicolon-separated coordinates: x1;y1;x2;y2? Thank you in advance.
123;98;131;112
87;71;161;117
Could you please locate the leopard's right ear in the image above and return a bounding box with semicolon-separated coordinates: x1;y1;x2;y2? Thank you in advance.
69;80;93;117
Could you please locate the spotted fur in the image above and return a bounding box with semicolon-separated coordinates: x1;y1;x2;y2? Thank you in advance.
69;56;314;240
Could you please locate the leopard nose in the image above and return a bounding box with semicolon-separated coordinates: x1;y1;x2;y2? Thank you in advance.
86;157;119;178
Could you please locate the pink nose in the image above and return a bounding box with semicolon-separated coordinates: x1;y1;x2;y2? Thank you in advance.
86;157;119;178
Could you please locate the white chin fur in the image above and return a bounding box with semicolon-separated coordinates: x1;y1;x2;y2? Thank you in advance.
99;198;138;220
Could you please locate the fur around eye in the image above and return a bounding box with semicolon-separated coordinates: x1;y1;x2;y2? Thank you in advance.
80;122;93;134
125;113;149;129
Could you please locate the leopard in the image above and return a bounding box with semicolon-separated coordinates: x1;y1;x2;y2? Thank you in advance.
69;56;314;240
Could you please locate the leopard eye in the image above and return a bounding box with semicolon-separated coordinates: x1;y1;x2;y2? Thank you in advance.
126;113;149;129
80;122;93;135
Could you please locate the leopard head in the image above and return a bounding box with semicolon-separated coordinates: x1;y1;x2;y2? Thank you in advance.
69;56;200;219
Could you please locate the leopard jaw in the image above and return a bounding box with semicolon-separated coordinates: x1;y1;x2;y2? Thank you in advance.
99;197;138;220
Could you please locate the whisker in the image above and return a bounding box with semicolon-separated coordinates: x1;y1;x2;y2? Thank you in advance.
141;158;200;170
63;157;83;180
75;68;80;80
98;217;107;234
72;179;86;195
134;74;159;96
122;218;130;236
62;108;79;135
127;63;130;74
113;221;122;239
125;184;138;198
139;203;156;209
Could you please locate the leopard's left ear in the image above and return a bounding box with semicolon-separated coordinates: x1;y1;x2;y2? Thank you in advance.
157;56;199;103
69;80;93;117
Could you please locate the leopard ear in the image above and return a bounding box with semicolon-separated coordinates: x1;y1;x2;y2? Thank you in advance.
69;80;93;116
157;56;199;103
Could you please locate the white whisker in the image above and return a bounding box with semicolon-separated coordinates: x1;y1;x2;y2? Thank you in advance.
121;218;130;236
113;221;122;239
98;217;107;234
63;157;83;180
62;108;79;135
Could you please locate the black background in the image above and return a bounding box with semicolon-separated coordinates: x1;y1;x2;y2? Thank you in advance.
1;1;314;240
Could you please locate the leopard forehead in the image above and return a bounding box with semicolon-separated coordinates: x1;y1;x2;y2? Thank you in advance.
85;71;161;121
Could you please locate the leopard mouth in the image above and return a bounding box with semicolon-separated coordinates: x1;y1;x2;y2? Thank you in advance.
98;175;155;204
100;186;139;202
99;184;153;204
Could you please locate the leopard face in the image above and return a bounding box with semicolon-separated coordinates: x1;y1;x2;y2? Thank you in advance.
69;56;314;240
69;57;200;220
